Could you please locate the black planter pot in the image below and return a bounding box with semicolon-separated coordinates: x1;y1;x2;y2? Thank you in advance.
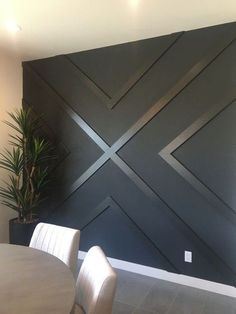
9;218;39;246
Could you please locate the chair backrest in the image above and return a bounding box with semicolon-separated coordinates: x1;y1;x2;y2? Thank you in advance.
76;246;117;314
29;222;80;277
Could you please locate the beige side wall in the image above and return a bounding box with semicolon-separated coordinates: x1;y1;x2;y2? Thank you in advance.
0;50;22;242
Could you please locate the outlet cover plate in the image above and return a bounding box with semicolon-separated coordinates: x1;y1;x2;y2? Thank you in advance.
185;251;192;263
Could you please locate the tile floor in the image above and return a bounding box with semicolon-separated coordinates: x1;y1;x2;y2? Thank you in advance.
112;269;236;314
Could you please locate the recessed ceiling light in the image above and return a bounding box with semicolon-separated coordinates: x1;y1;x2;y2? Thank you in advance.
129;0;140;9
5;20;22;33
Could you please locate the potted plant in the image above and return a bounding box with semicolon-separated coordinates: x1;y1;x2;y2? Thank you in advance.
0;107;53;245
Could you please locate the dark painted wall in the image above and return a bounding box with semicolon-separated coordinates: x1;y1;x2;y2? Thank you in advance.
23;22;236;286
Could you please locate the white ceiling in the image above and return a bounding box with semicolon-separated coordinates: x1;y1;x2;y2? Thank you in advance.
0;0;236;61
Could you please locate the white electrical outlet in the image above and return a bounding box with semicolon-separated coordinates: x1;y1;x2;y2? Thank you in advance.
184;251;192;263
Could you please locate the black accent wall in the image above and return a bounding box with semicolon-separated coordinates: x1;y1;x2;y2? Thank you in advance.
23;22;236;286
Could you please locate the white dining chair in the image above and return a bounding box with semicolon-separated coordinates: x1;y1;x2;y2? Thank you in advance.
74;246;117;314
29;222;80;277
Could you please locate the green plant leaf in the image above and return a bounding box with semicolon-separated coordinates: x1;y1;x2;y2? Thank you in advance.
0;107;55;221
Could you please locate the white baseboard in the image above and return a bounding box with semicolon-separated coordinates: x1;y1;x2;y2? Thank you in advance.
78;250;236;298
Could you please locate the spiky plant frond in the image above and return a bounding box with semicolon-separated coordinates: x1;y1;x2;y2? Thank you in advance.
0;108;54;222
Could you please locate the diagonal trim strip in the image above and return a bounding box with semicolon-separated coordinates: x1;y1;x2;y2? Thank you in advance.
66;33;183;110
23;26;236;279
24;26;236;212
159;98;236;222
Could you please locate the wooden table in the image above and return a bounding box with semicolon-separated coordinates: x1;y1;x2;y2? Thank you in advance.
0;244;76;314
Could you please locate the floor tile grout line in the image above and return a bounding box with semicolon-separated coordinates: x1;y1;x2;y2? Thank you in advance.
114;272;156;309
131;281;157;313
131;307;156;314
164;285;181;314
112;269;236;313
